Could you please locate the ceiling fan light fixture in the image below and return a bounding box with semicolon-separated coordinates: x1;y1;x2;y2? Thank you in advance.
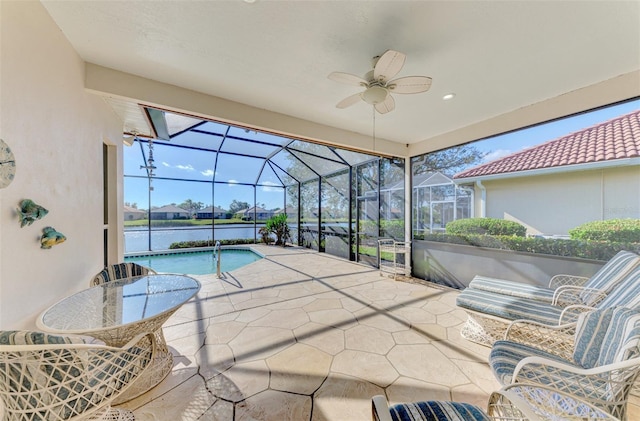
443;93;456;101
362;86;388;105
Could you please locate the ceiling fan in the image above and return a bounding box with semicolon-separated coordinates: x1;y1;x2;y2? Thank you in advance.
328;50;432;114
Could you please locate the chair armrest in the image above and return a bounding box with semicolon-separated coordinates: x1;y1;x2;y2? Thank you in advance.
511;354;640;417
548;274;589;289
515;354;640;378
552;286;606;307
371;395;394;421
487;387;544;421
558;304;595;324
504;319;575;360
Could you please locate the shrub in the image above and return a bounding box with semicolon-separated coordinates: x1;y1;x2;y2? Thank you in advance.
380;219;405;240
569;219;640;243
258;226;274;245
416;233;640;261
169;239;256;249
445;218;526;237
265;214;291;246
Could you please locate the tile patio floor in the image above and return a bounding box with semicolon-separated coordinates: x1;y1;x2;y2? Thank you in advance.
118;245;639;420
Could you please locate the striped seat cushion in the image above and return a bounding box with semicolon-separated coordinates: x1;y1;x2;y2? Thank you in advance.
468;276;556;303
0;330;85;346
591;308;640;367
578;251;640;305
91;262;152;286
388;401;490;421
592;268;640;310
489;340;609;397
456;288;575;325
490;340;571;384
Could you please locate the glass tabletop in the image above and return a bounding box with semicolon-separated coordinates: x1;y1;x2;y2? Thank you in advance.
38;274;200;333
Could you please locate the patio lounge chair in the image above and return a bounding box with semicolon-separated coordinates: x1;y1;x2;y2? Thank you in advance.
0;330;155;421
372;383;617;420
468;250;640;304
91;262;157;286
489;306;640;420
455;262;640;345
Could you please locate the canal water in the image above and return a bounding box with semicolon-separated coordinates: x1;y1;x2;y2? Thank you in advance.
125;224;262;252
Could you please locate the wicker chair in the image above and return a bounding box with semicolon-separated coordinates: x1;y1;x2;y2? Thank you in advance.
456;263;640;346
90;262;175;404
0;330;155;421
372;383;616;420
91;262;157;287
468;250;640;305
490;306;640;420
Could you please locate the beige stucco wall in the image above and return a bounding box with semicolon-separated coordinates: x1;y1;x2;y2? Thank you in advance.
476;165;640;236
0;2;124;329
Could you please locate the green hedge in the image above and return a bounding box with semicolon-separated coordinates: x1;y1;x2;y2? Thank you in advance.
415;233;640;261
380;219;405;240
169;239;256;249
445;218;526;237
569;219;640;242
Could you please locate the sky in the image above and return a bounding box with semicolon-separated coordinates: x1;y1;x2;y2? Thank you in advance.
124;98;640;212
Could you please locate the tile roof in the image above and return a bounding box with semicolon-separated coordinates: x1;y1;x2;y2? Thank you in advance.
124;205;145;213
454;109;640;179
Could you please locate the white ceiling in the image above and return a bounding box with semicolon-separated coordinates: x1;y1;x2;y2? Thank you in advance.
42;1;640;148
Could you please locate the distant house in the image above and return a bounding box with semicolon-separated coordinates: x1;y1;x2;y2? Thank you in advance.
196;206;227;219
149;204;190;220
234;206;273;221
124;205;146;221
453;110;640;236
274;206;298;219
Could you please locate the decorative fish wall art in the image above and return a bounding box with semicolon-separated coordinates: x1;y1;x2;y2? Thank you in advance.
18;199;48;227
40;227;66;249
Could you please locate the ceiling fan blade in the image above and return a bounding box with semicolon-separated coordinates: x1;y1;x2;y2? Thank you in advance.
387;76;433;94
328;72;368;87
336;92;363;109
375;94;395;114
373;50;406;83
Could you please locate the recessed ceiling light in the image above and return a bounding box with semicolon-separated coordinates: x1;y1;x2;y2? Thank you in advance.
244;0;257;3
443;93;456;100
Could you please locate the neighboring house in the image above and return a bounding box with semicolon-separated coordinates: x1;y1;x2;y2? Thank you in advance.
274;206;298;219
234;206;273;220
149;205;190;220
196;206;228;219
124;205;146;221
453;110;640;236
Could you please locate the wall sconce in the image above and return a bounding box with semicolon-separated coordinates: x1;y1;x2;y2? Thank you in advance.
123;133;136;147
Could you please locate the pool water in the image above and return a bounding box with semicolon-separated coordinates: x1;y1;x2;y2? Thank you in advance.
124;249;262;275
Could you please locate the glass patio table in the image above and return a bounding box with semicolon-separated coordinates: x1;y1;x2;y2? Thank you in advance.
37;274;201;402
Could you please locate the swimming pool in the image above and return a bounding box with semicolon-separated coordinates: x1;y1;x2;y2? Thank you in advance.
124;248;263;275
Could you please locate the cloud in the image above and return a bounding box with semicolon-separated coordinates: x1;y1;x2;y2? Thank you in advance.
161;162;196;171
483;144;532;163
228;179;239;186
261;181;281;192
201;169;215;177
175;164;195;171
483;149;513;162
